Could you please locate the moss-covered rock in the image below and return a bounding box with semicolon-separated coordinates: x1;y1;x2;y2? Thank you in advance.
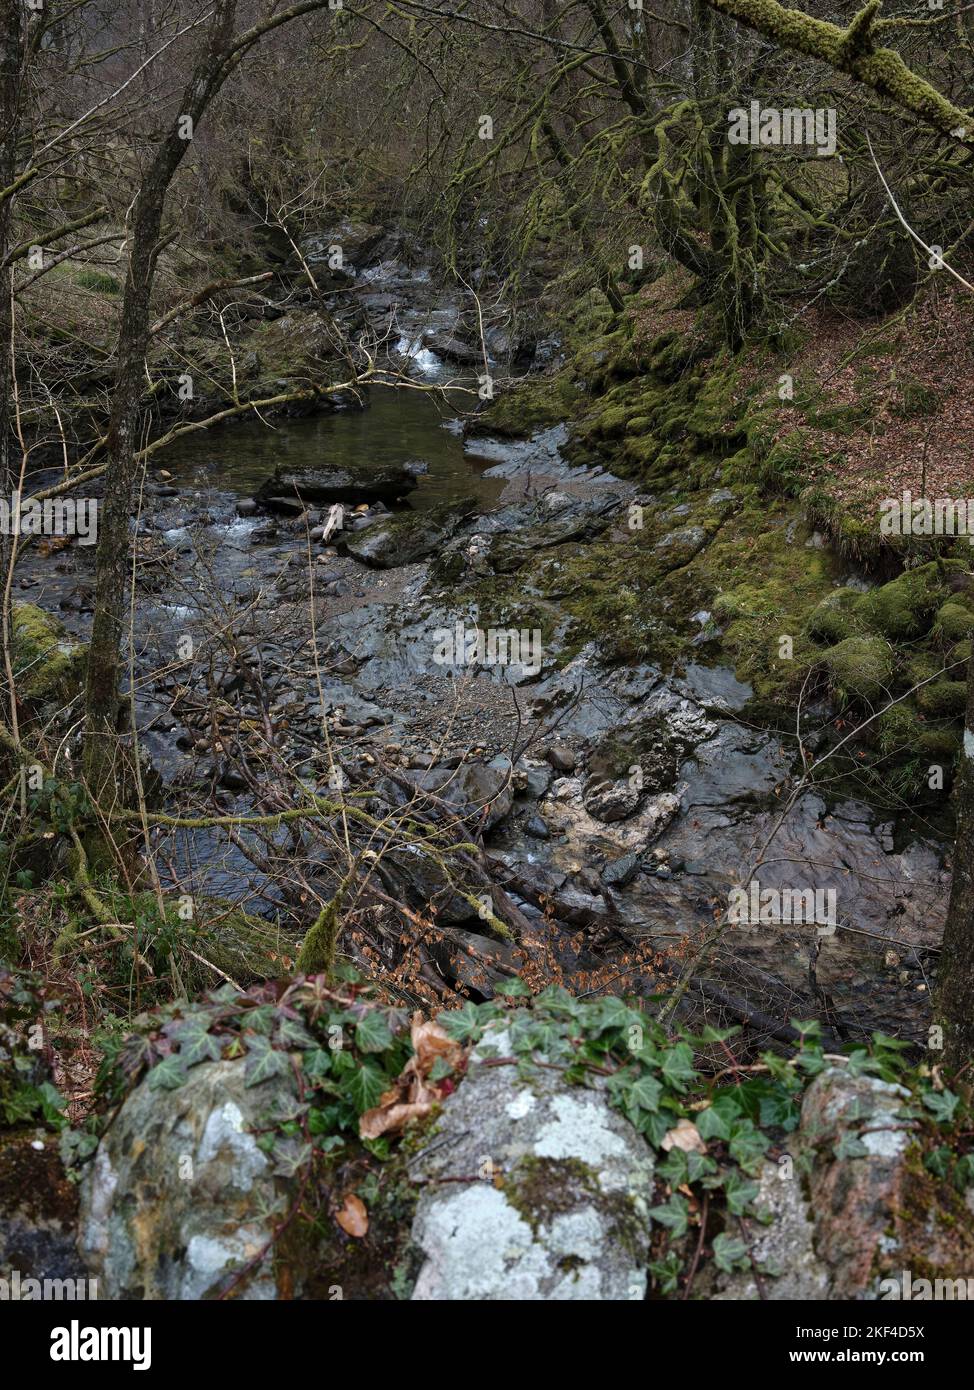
854;564;951;641
933;600;974;643
877;703;920;755
916;680;967;718
807;588;860;645
823;636;894;702
917;728;961;762
11;604;86;709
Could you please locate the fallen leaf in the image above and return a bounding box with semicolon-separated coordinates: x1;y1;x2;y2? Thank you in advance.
358;1013;465;1140
335;1193;368;1238
360;1099;436;1140
661;1118;707;1154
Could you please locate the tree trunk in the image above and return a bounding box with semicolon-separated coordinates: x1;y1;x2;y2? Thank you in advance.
0;0;24;736
936;653;974;1068
83;1;238;805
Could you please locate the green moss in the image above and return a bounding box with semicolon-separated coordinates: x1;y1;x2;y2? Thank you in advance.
11;604;86;708
933;601;974;643
804;400;873;433
502;1153;646;1258
916;680;967;718
807;588;860;645
892;380;940;419
854;564;953;641
595;404;631;438
74;268;120;295
295;898;340;977
877;703;920;755
823;635;894;702
917;729;961;762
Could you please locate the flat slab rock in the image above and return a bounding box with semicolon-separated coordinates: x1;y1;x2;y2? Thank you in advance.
409;1025;654;1300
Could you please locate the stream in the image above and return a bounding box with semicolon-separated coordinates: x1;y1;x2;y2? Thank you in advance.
15;257;950;1046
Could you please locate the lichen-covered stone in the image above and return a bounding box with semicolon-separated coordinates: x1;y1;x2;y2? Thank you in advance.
410;1026;654;1300
79;1060;296;1300
800;1067;974;1299
711;1152;829;1301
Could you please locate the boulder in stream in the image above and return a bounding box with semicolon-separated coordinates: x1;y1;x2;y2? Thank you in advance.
345;497;477;568
256;459;418;509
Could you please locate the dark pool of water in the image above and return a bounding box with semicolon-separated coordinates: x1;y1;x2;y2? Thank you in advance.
159;381;507;512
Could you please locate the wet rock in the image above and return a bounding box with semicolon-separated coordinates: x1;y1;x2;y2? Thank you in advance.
583;778;642;824
403;758;514;832
236;499;259;517
256;460;418;508
428;931;522;997
523;813;550;840
79;1059;298;1300
345;498;476;569
545;745;576;773
601;851;641;887
653;525;708;569
423;332;482;365
410;1024;654;1300
517;760;552;800
299;219;385;270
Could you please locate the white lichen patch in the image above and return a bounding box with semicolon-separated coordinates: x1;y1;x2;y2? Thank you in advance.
197;1100;267;1189
534;1093;629;1169
506;1090;538;1120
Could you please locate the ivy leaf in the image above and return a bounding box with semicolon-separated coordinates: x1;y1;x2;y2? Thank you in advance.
627;1074;663;1113
146;1055;189;1091
591;996;641;1036
649;1194;690;1239
833;1131;868;1160
244;1035;292;1087
303;1048;332;1079
648;1253;682;1294
923;1088;959;1124
661;1042;697;1093
712;1232;749;1274
439;1002;484;1043
696;1093;741;1142
276;1014;316;1050
658;1148;688;1187
495;978;532;998
723;1170;760;1215
728;1118;771;1171
354;1011;395;1054
271;1139;312;1179
345;1061;387;1114
170;1016;222;1068
243;1004;279;1036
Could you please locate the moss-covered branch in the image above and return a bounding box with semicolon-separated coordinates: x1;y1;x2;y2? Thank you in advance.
701;0;970;139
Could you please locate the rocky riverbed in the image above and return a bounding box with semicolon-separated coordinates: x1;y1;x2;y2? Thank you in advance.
11;236;949;1046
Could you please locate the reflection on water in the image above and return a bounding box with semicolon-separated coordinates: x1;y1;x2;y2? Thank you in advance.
160;381;506;512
